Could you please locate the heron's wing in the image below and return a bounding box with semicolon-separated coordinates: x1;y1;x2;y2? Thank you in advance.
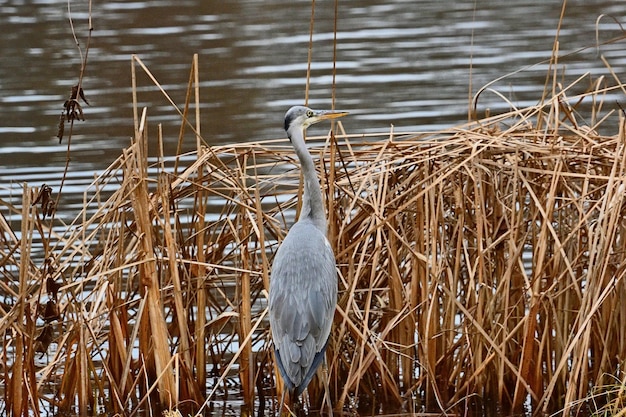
269;220;337;389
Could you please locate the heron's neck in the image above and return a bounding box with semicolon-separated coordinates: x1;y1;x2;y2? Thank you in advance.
287;127;327;234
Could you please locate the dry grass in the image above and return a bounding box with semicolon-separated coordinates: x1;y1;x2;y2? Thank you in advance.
2;54;626;417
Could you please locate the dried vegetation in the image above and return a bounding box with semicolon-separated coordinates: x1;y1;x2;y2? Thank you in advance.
2;51;626;417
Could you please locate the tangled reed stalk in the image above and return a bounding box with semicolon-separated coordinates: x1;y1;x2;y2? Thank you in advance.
2;54;626;416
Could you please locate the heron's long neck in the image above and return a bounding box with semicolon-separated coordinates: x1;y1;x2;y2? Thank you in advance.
288;127;327;234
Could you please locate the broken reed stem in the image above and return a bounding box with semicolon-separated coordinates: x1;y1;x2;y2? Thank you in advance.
78;323;90;412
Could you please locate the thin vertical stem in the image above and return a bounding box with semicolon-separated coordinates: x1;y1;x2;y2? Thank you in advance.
305;0;315;106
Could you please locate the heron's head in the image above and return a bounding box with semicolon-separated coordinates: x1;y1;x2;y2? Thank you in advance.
284;106;348;133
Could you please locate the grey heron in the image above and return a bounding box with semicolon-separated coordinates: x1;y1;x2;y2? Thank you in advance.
269;106;347;414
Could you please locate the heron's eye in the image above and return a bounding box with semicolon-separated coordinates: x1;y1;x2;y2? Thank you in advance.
306;110;314;117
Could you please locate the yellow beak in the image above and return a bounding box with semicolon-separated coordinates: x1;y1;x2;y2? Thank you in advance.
314;110;349;121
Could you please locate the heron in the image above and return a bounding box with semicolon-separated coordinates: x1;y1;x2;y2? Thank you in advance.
269;106;348;415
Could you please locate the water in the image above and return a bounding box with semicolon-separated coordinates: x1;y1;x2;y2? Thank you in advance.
1;0;625;190
1;0;625;414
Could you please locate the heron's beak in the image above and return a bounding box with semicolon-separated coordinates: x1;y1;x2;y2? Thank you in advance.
314;110;349;122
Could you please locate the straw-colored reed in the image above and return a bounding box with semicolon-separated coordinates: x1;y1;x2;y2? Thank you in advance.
2;54;626;417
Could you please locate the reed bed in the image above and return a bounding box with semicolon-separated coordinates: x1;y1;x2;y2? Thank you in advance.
2;55;626;417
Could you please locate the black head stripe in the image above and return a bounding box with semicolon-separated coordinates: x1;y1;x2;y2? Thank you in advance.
284;106;307;132
284;114;292;132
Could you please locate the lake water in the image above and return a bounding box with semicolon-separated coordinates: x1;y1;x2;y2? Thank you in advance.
0;0;625;414
1;0;625;201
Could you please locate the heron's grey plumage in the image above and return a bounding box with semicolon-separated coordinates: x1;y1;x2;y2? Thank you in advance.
270;219;336;394
269;105;347;398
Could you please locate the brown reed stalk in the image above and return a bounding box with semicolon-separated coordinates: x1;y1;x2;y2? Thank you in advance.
192;203;209;399
8;186;33;417
158;173;202;403
129;109;176;406
237;153;255;412
77;322;91;413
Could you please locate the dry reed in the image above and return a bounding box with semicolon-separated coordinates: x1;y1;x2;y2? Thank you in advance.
2;53;626;417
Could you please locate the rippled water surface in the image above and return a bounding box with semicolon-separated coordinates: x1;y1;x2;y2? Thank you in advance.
2;1;625;188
